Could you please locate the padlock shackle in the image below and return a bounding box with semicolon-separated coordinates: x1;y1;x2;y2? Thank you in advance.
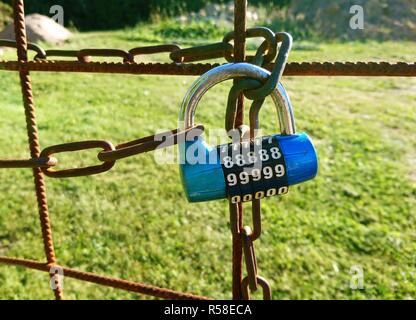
179;63;296;135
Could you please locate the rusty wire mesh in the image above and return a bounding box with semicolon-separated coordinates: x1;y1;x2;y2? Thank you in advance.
0;0;415;300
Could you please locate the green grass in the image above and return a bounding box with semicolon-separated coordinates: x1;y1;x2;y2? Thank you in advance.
0;28;415;300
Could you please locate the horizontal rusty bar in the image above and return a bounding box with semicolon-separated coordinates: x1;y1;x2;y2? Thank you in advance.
0;157;57;168
0;60;415;77
284;61;416;77
0;256;211;300
0;60;219;76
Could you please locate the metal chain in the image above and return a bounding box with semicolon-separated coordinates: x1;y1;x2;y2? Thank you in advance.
244;32;293;101
77;48;135;63
228;102;272;301
0;38;414;76
223;27;277;64
1;126;204;173
130;44;181;62
170;42;233;63
0;39;46;59
225;20;294;300
0;33;249;65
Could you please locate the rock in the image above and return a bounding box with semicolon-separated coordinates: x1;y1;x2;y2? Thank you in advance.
0;14;71;44
177;1;259;25
178;15;188;24
225;3;235;14
205;3;221;17
199;9;207;18
247;11;259;22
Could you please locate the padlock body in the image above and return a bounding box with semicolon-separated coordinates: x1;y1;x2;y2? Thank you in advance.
180;132;318;203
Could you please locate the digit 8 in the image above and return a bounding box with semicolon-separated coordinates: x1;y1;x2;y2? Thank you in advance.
259;149;269;162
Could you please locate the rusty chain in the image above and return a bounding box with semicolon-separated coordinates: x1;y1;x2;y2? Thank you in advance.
1;126;204;173
223;27;277;64
226;7;285;299
2;28;277;66
1;35;414;77
0;39;46;59
77;48;135;63
1;0;415;301
130;44;181;61
0;21;283;177
97;126;204;162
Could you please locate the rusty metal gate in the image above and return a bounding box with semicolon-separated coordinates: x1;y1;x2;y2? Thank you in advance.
0;0;415;300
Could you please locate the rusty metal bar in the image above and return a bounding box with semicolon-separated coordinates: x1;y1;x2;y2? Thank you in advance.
0;157;57;168
12;0;63;300
231;0;247;301
0;60;415;76
0;256;211;300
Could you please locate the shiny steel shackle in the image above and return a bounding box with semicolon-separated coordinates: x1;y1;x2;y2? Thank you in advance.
179;63;296;135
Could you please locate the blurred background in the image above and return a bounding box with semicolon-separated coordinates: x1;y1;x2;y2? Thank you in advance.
0;0;415;40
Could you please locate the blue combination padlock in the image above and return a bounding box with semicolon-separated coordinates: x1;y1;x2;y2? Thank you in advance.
179;63;318;203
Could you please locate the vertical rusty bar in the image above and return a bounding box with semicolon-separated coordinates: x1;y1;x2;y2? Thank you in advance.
234;0;247;67
231;0;247;300
234;0;247;127
12;0;63;300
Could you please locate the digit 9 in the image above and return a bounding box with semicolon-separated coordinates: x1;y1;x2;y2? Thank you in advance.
227;173;237;186
263;166;273;179
275;164;285;177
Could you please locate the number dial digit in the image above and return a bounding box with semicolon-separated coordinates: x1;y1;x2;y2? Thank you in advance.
226;173;237;187
219;136;289;203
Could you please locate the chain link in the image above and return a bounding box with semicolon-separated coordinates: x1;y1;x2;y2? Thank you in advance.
0;39;47;59
77;48;135;63
244;32;293;101
223;27;277;64
170;42;233;63
35;49;79;60
241;226;258;291
98;125;204;162
130;44;181;62
40;140;116;178
242;276;272;300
